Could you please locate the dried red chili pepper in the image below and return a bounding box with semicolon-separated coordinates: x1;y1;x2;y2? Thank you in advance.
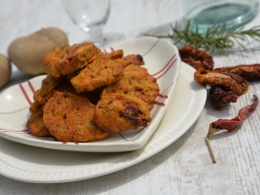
211;95;259;131
214;64;260;79
209;86;238;110
179;46;214;70
205;95;259;163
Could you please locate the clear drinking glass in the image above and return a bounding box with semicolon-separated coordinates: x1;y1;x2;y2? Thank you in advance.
180;0;259;34
61;0;121;47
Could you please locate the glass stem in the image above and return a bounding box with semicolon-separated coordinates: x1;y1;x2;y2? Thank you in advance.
88;24;104;47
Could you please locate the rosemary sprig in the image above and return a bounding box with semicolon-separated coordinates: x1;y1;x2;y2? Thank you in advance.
152;21;260;53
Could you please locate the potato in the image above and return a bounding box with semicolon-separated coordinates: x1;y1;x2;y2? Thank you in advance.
8;34;57;75
8;27;68;76
0;54;11;88
36;27;68;47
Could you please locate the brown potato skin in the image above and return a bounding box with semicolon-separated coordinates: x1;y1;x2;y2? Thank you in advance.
36;27;68;47
8;33;57;75
0;54;11;88
8;28;68;76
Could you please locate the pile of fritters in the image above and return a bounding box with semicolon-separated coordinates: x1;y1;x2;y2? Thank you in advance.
27;42;159;142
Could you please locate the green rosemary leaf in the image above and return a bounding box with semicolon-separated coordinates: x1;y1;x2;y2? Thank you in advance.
147;21;260;53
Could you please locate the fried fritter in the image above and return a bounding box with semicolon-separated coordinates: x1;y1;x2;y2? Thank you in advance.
107;49;124;59
41;45;71;77
70;59;123;92
94;93;151;133
90;50;144;68
194;68;249;95
29;100;42;114
42;42;101;77
54;76;78;95
116;54;144;68
33;74;61;105
89;49;124;62
27;105;50;137
27;111;50;137
43;91;110;142
82;86;105;105
179;46;214;70
65;50;123;81
101;65;159;111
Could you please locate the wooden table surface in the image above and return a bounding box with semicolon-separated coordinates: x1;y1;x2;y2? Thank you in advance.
1;0;260;194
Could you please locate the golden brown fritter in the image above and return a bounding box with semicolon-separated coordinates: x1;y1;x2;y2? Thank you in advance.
90;50;143;68
101;65;159;111
107;49;124;59
94;93;151;133
43;91;110;142
29;100;42;114
27;95;50;137
194;68;249;95
70;59;123;93
81;86;105;105
116;54;144;68
41;45;70;77
33;74;61;105
89;49;124;62
54;76;78;95
27;109;50;137
42;42;101;77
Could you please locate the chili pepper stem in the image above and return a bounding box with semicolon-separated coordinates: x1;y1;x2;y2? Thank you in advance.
205;125;221;163
205;137;216;163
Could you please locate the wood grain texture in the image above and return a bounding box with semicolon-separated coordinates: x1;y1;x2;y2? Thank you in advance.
1;0;260;194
